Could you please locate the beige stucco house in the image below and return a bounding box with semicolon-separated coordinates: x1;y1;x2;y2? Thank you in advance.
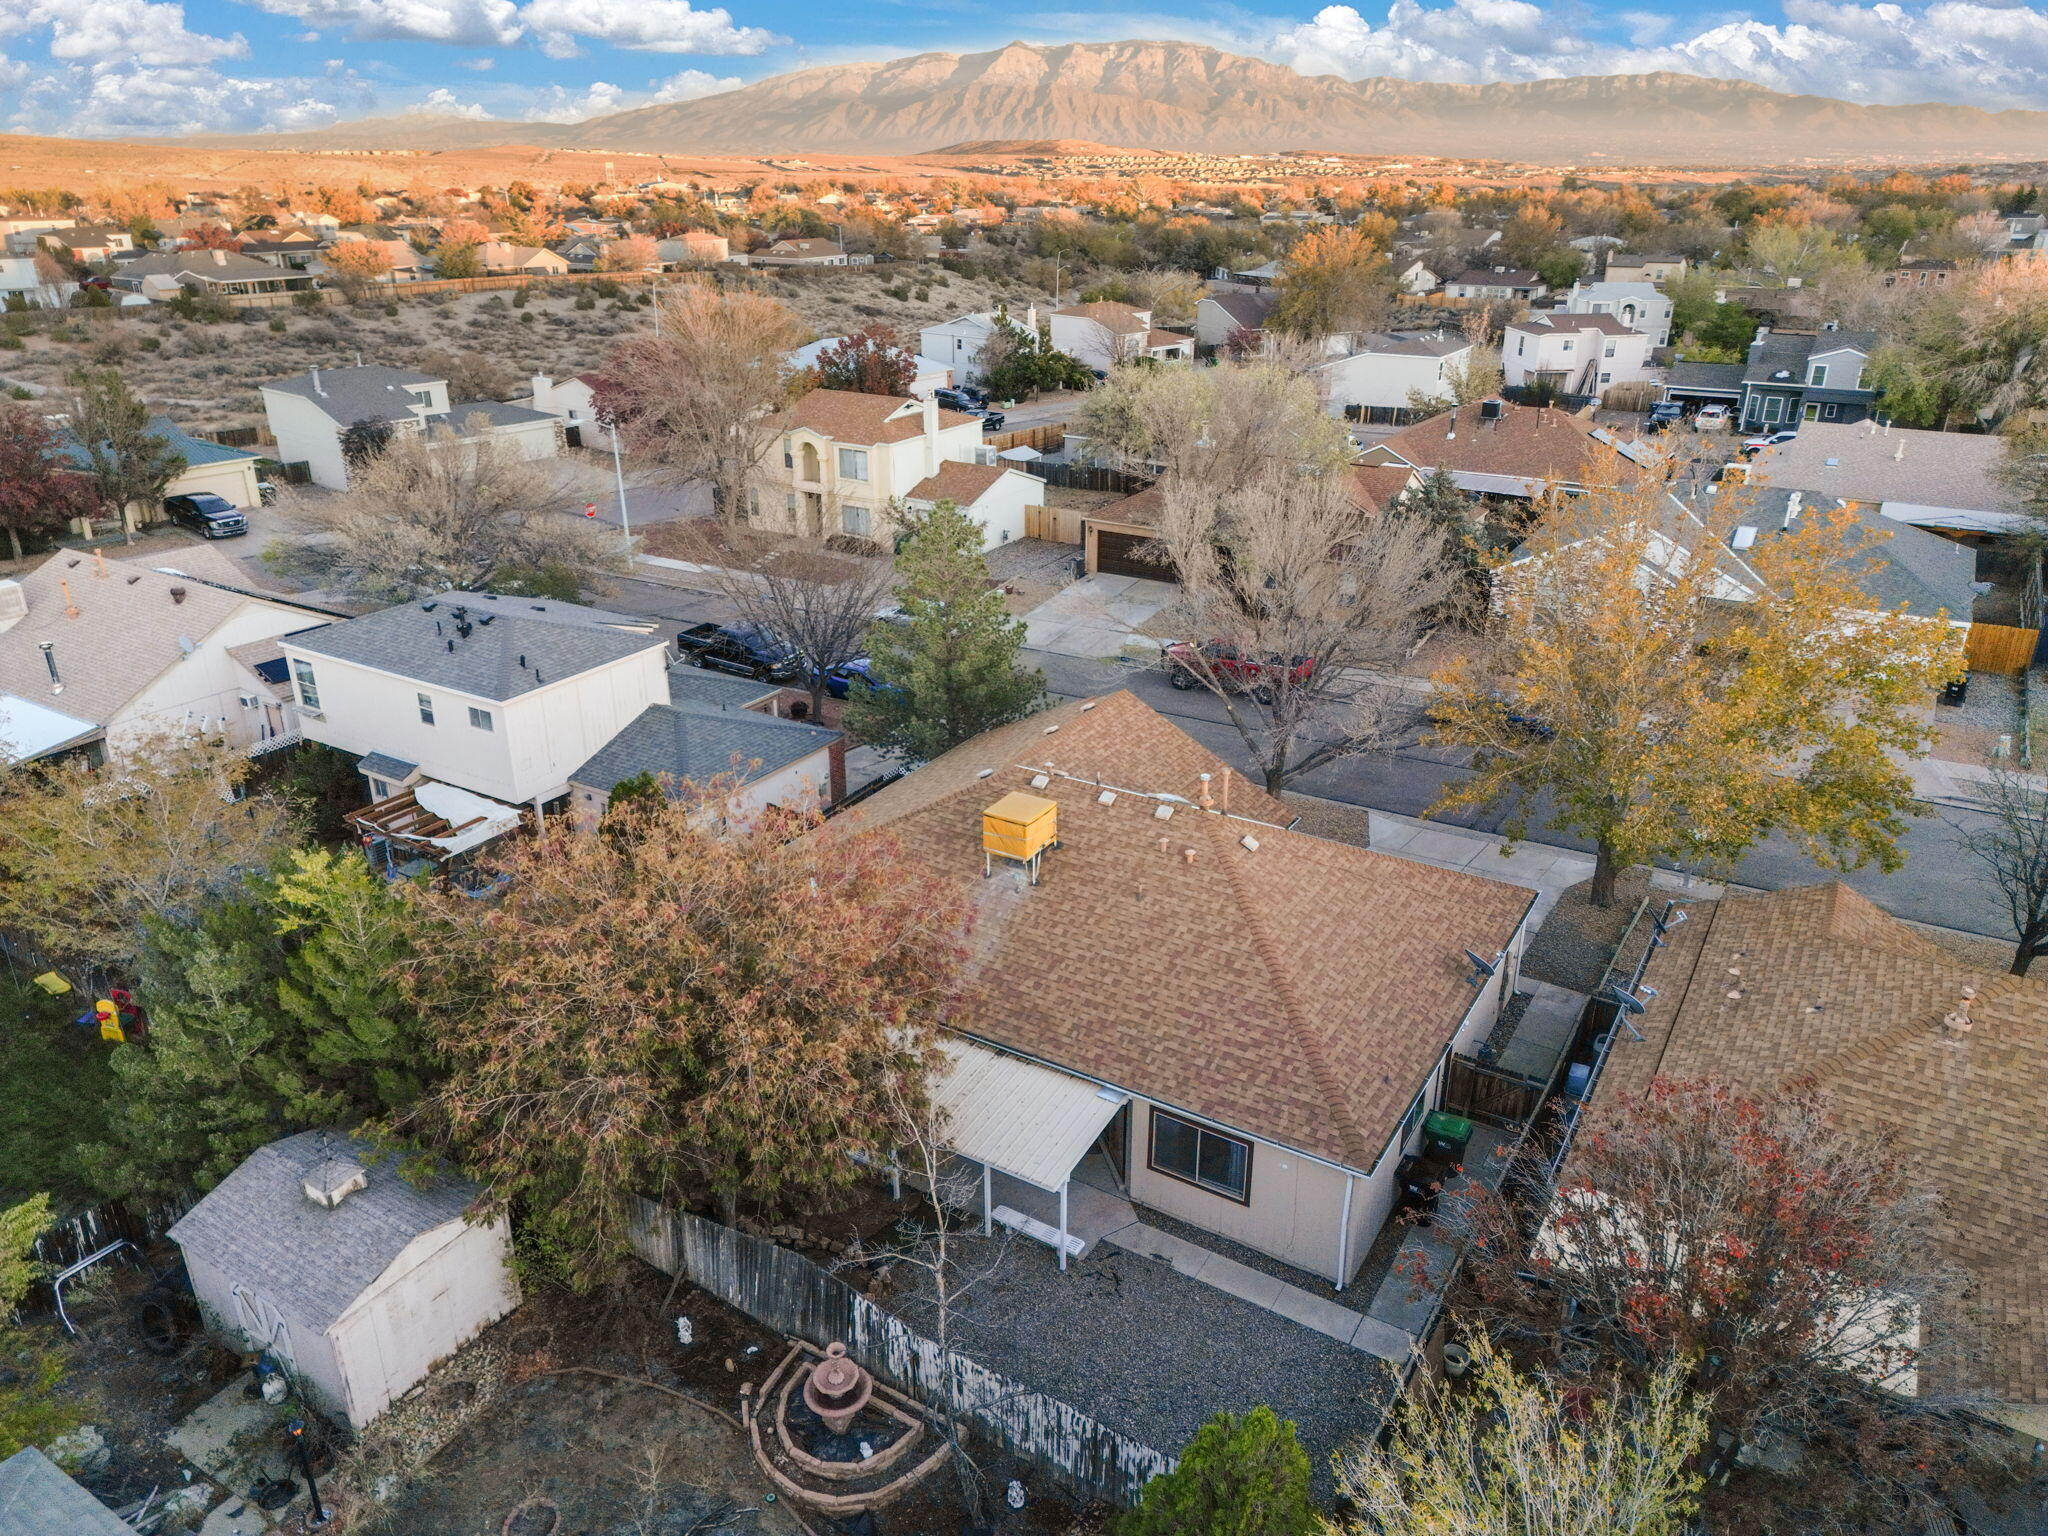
751;389;993;548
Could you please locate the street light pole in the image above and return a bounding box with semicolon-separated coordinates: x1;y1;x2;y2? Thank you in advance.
608;420;631;549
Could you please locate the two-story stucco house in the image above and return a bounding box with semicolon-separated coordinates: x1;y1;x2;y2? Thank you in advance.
1048;302;1192;373
281;593;670;815
1314;330;1474;424
261;365;562;491
919;309;1029;385
1503;314;1656;400
1562;281;1673;347
751;389;1030;550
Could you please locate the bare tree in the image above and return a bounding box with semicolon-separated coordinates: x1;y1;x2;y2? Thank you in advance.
280;418;625;602
1953;764;2048;974
594;282;806;523
1080;356;1351;488
706;534;895;719
1154;463;1455;795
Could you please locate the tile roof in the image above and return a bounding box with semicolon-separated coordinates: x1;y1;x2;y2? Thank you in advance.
905;461;1011;504
0;547;322;729
569;699;838;796
1373;403;1657;489
285;593;664;702
0;1447;131;1536
837;691;1534;1168
1743;423;2023;519
779;388;979;445
168;1132;481;1336
1600;883;2048;1406
263;364;439;427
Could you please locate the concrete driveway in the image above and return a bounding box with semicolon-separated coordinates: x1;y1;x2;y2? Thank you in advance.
1019;572;1177;659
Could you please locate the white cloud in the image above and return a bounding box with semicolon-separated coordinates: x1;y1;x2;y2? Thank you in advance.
10;60;371;135
419;85;491;116
0;0;246;68
456;54;497;68
646;66;740;100
522;79;627;118
235;0;523;48
233;0;776;56
518;0;779;58
1264;0;2048;108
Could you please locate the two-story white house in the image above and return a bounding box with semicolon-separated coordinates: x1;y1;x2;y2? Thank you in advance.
281;593;669;815
261;365;562;491
1048;302;1193;373
753;389;1034;550
1313;330;1475;423
1503;314;1655;399
1563;281;1673;348
920;308;1035;386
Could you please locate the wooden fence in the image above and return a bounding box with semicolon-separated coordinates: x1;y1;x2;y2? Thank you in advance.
985;423;1068;455
627;1200;1174;1505
1965;621;2039;676
1036;463;1147;496
1442;1056;1550;1129
1024;503;1091;544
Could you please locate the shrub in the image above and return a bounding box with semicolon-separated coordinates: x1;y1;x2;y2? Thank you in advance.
139;336;161;352
268;317;286;333
574;293;596;310
292;291;324;310
1118;1407;1315;1536
0;337;20;352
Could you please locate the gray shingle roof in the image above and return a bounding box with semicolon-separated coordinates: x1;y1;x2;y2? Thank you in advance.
570;701;839;798
357;752;418;781
442;400;555;431
1742;329;1877;386
286;595;664;702
167;1132;480;1337
666;664;780;709
1699;488;1979;620
0;1449;130;1536
1665;361;1745;393
262;364;439;427
1746;422;2025;519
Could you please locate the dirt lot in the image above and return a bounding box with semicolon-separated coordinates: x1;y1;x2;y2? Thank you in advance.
350;1263;1101;1536
0;262;1048;436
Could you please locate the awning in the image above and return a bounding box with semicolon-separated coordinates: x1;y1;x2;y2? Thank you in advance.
0;694;99;763
1881;501;2024;536
348;780;522;858
931;1035;1123;1192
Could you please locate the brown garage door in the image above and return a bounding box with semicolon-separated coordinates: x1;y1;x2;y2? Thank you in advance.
1095;529;1176;583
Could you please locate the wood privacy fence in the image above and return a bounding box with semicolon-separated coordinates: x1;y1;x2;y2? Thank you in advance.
985;423;1069;455
627;1199;1174;1505
1024;503;1090;544
1035;463;1148;496
1965;621;2039;676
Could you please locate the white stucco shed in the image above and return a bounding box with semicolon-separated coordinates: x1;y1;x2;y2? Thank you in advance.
168;1132;519;1430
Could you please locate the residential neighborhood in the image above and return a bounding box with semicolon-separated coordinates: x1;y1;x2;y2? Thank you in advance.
5;147;2048;1536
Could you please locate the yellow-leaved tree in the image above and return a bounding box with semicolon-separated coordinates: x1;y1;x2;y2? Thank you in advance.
1425;471;1964;905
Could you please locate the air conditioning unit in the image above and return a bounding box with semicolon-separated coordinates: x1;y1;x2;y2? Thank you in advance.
237;693;259;708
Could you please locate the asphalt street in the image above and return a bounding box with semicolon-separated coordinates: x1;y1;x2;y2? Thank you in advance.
591;568;2021;945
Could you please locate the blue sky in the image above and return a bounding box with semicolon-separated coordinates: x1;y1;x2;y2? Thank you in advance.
3;0;2047;139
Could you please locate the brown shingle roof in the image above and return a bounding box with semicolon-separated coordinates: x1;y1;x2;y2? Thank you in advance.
1372;403;1653;489
778;389;979;445
1053;300;1146;333
1601;882;2048;1407
905;461;1010;504
839;691;1534;1168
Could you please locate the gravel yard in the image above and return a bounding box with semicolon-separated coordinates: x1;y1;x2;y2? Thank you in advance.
1520;867;1656;992
884;1233;1397;1489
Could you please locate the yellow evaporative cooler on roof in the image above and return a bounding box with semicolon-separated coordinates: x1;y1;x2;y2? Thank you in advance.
982;791;1059;884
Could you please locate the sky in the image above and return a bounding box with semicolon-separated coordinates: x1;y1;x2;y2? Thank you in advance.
4;0;2048;140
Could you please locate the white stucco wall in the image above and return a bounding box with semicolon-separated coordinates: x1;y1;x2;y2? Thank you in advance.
183;1248;352;1425
1318;345;1470;413
167;457;262;510
284;643;669;805
107;601;328;756
262;389;350;490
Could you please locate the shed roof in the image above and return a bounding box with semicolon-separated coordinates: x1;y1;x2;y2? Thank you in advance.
168;1131;481;1335
931;1035;1123;1191
0;1448;131;1536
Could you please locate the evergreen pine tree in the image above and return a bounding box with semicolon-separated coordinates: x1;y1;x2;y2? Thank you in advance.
845;501;1045;761
1118;1406;1317;1536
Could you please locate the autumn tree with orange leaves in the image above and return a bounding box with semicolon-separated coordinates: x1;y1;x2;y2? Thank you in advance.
1444;1079;2011;1536
400;784;969;1286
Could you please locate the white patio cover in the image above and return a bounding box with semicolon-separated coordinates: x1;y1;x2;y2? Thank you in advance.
0;694;97;763
411;781;522;855
931;1035;1123;1193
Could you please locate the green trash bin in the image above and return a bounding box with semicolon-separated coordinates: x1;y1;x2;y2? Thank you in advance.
1423;1109;1475;1162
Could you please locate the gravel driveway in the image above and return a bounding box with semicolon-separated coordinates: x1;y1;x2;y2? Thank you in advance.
886;1235;1396;1489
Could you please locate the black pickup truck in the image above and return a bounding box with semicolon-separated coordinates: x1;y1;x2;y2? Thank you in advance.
674;622;804;682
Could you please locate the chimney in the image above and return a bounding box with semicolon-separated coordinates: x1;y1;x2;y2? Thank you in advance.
211;248;226;266
37;640;60;694
531;373;553;412
1783;491;1802;529
0;579;25;635
923;391;941;477
311;366;325;397
302;1157;369;1208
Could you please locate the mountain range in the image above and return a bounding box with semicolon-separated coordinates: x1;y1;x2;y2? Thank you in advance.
177;41;2048;166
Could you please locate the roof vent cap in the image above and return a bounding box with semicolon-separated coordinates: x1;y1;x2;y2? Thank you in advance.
303;1157;368;1209
1029;772;1050;789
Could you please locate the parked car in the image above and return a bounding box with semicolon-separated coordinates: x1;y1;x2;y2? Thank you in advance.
1695;404;1731;427
1645;402;1684;432
979;411;1006;433
1162;640;1316;703
932;387;980;413
1741;428;1799;453
674;622;802;682
162;492;248;539
823;657;903;700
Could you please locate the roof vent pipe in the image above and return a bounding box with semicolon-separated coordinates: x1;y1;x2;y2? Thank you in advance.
38;641;61;694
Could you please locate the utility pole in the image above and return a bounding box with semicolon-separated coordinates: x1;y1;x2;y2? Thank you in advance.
609;419;632;549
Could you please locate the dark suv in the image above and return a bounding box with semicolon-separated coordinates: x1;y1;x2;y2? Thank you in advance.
163;492;248;539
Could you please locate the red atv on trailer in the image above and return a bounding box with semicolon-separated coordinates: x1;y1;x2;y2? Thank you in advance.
1162;639;1317;705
